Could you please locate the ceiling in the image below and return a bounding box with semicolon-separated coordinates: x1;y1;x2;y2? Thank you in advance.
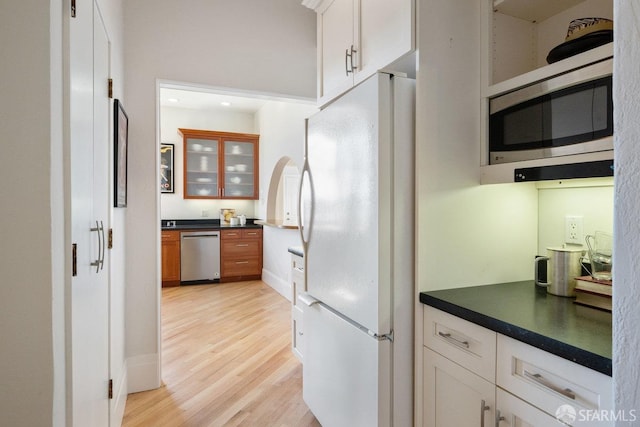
160;87;268;113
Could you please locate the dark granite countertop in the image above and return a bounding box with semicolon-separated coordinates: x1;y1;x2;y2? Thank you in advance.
161;219;262;231
420;281;612;376
288;246;304;257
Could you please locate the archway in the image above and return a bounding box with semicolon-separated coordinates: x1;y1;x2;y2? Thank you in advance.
265;156;300;226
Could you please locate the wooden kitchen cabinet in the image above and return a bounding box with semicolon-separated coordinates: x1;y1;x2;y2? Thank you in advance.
313;0;414;104
220;228;262;281
161;230;180;287
178;129;259;200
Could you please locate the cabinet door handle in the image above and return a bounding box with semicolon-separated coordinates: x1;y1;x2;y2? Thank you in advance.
480;400;490;427
345;45;357;76
438;331;470;348
495;410;505;426
345;47;350;76
524;370;576;400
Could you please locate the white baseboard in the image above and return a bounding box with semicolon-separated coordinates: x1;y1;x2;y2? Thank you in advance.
126;353;161;394
262;268;292;302
110;361;128;427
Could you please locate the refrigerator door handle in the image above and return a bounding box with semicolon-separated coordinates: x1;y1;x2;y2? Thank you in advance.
367;329;394;342
298;293;319;307
298;118;313;252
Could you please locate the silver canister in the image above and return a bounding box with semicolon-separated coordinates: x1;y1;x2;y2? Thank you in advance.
534;246;584;297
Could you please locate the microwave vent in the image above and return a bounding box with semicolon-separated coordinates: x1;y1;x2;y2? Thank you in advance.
514;160;613;182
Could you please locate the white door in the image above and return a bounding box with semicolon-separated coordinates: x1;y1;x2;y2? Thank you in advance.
69;0;110;425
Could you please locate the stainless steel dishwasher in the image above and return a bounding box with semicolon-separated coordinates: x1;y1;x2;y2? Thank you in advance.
180;231;220;283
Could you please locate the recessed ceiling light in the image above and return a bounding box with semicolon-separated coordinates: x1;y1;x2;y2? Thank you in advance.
220;101;232;107
167;98;179;103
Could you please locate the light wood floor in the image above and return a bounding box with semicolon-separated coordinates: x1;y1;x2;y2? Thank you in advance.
122;280;320;427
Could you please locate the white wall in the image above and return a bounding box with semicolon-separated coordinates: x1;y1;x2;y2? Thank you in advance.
537;181;614;254
416;0;538;295
0;0;126;425
256;101;317;299
123;0;316;392
613;1;640;420
0;2;57;425
160;105;257;219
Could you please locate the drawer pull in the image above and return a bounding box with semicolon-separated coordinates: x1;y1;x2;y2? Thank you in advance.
480;400;490;427
236;244;249;247
235;261;250;265
438;331;470;348
294;266;304;273
524;370;576;400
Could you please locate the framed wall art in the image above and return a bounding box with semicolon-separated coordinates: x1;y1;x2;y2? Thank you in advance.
114;99;129;207
160;143;174;193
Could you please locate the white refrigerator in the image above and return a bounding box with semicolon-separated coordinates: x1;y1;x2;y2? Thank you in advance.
298;72;415;427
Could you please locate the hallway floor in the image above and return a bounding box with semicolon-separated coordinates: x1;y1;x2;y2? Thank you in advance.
122;280;319;426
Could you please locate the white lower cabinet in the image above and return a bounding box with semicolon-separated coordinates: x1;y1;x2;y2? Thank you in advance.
496;388;559;426
291;253;305;361
423;306;613;427
497;335;613;427
423;347;495;427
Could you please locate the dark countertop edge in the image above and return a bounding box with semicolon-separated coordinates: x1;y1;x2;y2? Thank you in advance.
255;219;299;229
420;292;612;376
161;224;263;231
287;247;304;257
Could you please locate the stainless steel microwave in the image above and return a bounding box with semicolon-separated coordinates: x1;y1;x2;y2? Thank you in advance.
489;59;613;164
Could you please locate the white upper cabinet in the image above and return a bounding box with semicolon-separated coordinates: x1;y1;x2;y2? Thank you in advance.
312;0;415;105
317;0;356;103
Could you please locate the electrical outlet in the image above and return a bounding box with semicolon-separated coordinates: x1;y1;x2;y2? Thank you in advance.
565;215;584;245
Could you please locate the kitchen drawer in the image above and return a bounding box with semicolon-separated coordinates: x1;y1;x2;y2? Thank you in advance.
221;228;262;240
222;256;262;276
291;254;304;275
424;306;496;382
497;334;613;423
241;229;262;239
292;305;304;361
161;230;180;241
221;240;261;257
221;229;242;239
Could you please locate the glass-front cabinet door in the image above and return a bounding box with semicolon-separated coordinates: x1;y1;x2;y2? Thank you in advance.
178;129;259;200
223;140;256;198
183;136;219;198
